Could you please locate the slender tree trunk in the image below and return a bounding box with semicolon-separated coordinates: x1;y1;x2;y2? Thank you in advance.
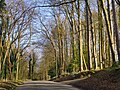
118;7;120;29
0;18;2;76
98;0;104;69
64;25;68;74
106;0;116;62
16;30;21;81
28;57;32;79
85;0;92;70
87;4;98;70
111;0;120;61
54;49;58;77
58;26;62;76
100;0;116;63
70;1;76;73
61;32;64;75
77;0;83;72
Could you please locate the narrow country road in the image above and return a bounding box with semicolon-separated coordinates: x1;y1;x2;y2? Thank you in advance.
15;81;81;90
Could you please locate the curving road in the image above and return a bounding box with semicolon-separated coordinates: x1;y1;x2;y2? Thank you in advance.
15;81;81;90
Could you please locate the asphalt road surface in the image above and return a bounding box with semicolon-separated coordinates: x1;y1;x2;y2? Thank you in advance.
15;81;81;90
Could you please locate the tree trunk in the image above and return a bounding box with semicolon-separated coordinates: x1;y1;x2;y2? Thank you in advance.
0;18;2;76
100;0;116;63
77;0;83;72
98;0;104;69
111;0;120;61
16;30;21;81
85;0;92;70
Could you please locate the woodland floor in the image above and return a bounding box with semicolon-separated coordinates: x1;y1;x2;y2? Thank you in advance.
0;81;23;90
61;68;120;90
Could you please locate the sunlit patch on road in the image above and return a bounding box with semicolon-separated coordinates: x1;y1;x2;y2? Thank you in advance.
15;81;81;90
